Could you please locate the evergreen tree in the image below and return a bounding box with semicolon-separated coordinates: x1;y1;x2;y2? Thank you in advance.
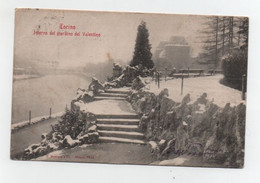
237;17;249;49
199;16;220;69
199;16;248;69
130;21;154;69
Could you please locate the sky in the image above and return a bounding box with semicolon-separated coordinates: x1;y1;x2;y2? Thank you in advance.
14;9;206;68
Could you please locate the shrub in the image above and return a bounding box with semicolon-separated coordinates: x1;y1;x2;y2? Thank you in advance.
222;49;248;91
50;109;91;139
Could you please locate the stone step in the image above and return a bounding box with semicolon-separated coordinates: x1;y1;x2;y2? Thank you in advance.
104;88;131;95
97;124;140;132
98;130;144;140
94;96;126;101
97;92;128;98
97;118;139;125
99;136;146;145
96;114;139;119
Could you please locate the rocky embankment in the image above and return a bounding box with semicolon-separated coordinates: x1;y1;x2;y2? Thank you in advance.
19;83;103;160
127;78;246;168
19;64;141;160
18;63;246;168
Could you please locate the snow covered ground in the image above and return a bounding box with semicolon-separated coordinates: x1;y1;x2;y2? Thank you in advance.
11;116;60;157
144;75;245;107
86;100;136;115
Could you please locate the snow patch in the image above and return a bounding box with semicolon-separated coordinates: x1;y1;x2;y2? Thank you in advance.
182;121;188;126
74;101;89;112
148;141;159;150
159;157;188;165
159;139;166;145
79;144;92;148
195;103;206;114
144;75;245;107
88;125;97;132
86;100;136;115
63;135;80;147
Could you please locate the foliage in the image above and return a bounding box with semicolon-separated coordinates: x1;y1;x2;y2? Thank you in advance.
50;109;87;139
238;17;249;49
222;49;248;91
199;16;249;69
130;21;154;69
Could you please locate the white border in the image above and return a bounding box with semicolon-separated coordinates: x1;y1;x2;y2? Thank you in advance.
1;0;260;183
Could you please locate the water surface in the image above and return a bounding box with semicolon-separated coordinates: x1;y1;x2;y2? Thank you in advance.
12;74;90;124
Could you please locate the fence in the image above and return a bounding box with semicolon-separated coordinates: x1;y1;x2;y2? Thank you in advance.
156;68;222;79
28;104;68;124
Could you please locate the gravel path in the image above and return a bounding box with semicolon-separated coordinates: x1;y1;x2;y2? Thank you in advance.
10;117;60;158
36;143;157;165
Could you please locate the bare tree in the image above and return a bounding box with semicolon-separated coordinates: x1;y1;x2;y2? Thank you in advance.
199;16;248;69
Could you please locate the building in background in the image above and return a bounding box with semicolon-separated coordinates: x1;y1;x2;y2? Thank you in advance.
154;36;191;71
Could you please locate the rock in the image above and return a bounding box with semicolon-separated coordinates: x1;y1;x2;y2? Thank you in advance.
32;146;49;157
51;132;63;142
112;63;123;78
158;95;177;130
106;64;139;88
160;139;176;157
47;143;59;151
71;100;89;113
88;77;104;95
132;76;146;90
194;103;206;114
104;81;117;88
181;93;191;105
202;103;246;167
139;114;149;132
188;143;203;156
148;141;159;153
175;122;189;153
196;93;208;104
78;134;89;144
158;88;169;99
81;91;94;103
62;135;80;148
158;139;167;152
182;121;188;126
73;101;89;112
128;79;246;167
87;132;99;143
24;143;41;156
41;133;48;144
76;88;94;102
135;97;146;113
88;125;97;133
24;143;50;159
112;74;126;87
123;65;138;83
41;133;48;140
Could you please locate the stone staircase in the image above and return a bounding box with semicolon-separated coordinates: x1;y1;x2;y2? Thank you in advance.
94;88;146;145
94;88;129;101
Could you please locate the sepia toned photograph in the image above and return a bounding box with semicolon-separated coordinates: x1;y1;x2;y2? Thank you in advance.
11;8;248;168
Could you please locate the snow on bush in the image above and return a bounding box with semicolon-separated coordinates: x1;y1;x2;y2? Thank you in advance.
129;85;246;167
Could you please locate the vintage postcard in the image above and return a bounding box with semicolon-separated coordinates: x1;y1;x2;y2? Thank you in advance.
11;8;248;168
